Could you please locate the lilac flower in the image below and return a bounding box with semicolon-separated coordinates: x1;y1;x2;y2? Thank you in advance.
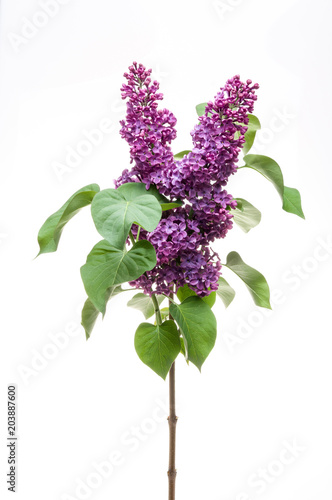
115;62;177;191
162;75;259;243
130;207;222;297
116;63;258;297
146;208;201;264
129;246;221;297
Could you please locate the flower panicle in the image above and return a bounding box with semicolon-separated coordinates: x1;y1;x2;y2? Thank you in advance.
115;63;258;297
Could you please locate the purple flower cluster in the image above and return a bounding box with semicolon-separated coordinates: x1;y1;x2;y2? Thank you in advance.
145;207;201;264
165;75;258;244
115;63;177;191
116;63;258;297
129;245;222;296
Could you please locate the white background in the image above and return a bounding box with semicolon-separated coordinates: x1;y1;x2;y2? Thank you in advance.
1;0;332;499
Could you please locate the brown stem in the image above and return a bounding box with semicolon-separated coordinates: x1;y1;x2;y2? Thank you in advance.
168;295;177;500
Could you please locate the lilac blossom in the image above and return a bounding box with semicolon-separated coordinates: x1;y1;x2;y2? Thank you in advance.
116;63;258;297
162;75;259;243
115;62;177;191
129;245;221;297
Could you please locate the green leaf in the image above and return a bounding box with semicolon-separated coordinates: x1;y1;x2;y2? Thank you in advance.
282;186;305;219
174;150;191;160
242;154;304;218
179;337;186;357
160;307;170;321
81;286;127;339
91;183;162;249
127;293;165;320
177;284;216;308
243;114;261;155
143;185;183;211
37;184;100;255
81;299;99;340
243;154;284;197
134;320;181;379
216;277;236;308
234;199;244;211
129;183;183;212
160;201;183;211
225;251;271;309
196;102;208;117
231;198;261;233
179;335;189;364
80;240;157;314
132;182;183;212
170;297;217;371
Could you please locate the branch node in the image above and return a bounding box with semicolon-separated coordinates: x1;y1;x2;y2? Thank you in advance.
167;470;177;478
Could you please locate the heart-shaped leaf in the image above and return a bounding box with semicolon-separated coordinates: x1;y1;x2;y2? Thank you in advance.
80;240;157;314
216;277;236;308
134;320;181;379
170;297;217;371
37;183;100;255
242;114;261;155
225;251;271;309
119;182;183;211
231;198;261;233
91;183;162;249
127;293;165;320
176;284;216;308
